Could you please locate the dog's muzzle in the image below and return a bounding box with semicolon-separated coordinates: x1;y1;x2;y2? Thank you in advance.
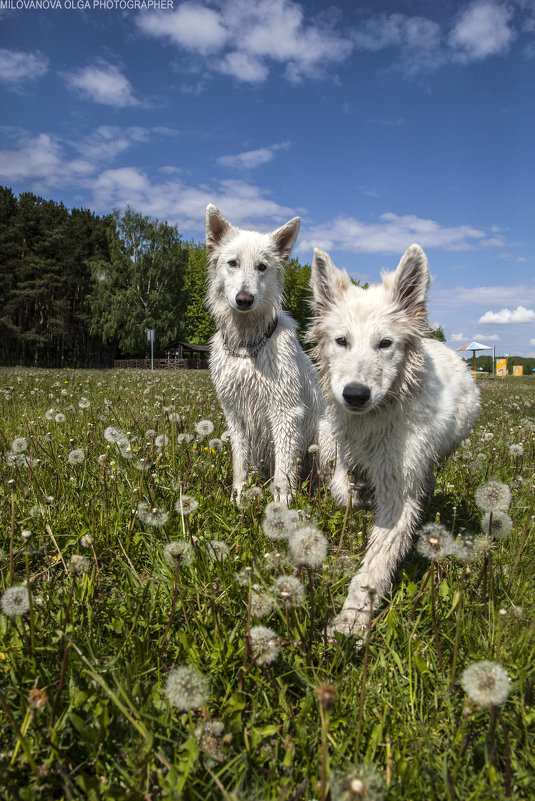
342;382;371;409
235;292;254;310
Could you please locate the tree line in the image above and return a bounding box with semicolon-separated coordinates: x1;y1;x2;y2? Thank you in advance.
0;188;314;367
1;188;452;368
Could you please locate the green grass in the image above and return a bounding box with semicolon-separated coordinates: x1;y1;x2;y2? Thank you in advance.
0;368;534;801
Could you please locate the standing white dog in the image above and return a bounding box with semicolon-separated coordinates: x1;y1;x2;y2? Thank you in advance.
206;204;324;503
309;244;480;636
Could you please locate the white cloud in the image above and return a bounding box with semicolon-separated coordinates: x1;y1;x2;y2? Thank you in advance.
451;332;465;342
475;332;500;341
0;49;49;86
531;338;535;346
138;0;353;84
138;3;228;54
90;168;294;231
479;306;535;324
432;283;535;310
65;61;140;107
0;132;92;187
218;142;290;169
449;1;515;62
299;213;502;255
75;126;153;163
353;13;444;74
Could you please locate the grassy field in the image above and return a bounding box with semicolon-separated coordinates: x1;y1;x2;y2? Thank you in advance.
0;367;534;801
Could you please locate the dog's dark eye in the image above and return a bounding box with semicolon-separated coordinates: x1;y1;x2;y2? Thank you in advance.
227;259;238;268
379;338;392;349
257;263;267;272
335;336;348;348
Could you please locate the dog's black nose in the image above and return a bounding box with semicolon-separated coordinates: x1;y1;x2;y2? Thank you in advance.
235;292;254;310
342;382;371;408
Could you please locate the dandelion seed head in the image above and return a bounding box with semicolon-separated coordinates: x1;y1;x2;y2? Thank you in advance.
460;660;511;707
174;494;199;516
481;510;513;540
54;413;66;423
165;665;210;711
475;480;512;513
308;443;319;455
70;554;90;575
80;534;93;548
11;437;28;454
177;433;193;444
248;625;281;666
288;525;328;567
155;434;168;448
271;575;305;608
415;523;456;561
137;501;169;527
262;507;299;540
67;448;85;466
474;535;494;556
195;419;214;438
1;585;31;617
250;587;275;618
206;540;229;562
332;763;386;801
78;397;91;409
164;540;194;568
208;438;223;452
508;443;523;457
104;426;124;443
194;720;226;765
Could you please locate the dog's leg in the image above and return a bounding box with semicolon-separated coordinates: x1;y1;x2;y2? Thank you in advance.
329;486;423;638
269;405;305;504
330;457;372;510
222;407;250;503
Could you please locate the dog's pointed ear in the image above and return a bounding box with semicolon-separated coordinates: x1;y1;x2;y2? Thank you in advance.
272;217;300;261
391;244;430;323
311;248;351;312
206;204;233;251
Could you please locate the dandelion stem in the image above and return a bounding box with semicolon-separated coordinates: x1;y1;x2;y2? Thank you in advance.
335;489;352;558
9;492;15;585
160;566;180;647
497;709;512;797
448;566;467;693
355;591;374;755
318;703;329;801
431;562;445;674
0;687;41;778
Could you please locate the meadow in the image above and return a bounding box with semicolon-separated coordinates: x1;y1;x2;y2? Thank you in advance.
0;367;534;801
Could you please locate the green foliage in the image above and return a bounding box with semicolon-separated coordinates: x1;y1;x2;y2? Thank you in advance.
89;207;189;357
181;243;216;344
283;257;313;340
426;324;447;342
0;369;534;800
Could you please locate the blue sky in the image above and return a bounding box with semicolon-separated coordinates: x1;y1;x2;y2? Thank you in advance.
1;0;534;356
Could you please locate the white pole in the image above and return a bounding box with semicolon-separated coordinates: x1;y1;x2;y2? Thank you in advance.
151;333;154;371
493;345;495;376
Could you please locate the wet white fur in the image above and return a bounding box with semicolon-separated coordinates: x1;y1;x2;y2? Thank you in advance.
206;204;324;503
310;244;480;636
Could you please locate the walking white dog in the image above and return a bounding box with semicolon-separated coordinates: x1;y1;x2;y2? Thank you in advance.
309;244;480;636
206;204;324;503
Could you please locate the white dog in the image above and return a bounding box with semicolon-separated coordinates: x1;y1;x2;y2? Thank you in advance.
309;244;480;636
205;204;324;503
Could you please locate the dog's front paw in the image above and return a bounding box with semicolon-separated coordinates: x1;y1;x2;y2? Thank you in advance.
269;479;292;507
327;609;367;642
